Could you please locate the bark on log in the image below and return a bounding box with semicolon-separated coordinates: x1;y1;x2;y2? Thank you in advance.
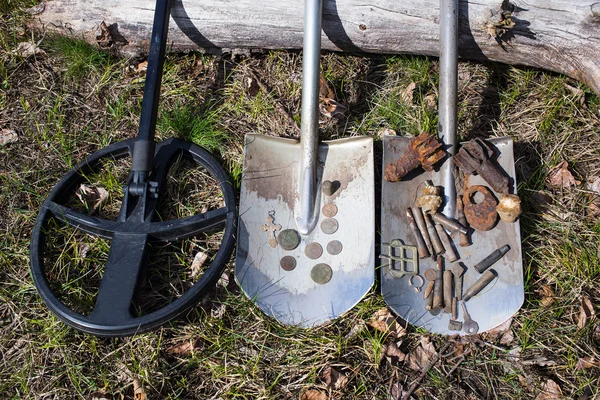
29;0;600;96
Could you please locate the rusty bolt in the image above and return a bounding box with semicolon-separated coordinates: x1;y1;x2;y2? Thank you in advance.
385;132;446;182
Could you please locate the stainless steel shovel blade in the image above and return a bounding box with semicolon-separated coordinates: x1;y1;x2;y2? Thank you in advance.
381;136;524;335
236;134;374;327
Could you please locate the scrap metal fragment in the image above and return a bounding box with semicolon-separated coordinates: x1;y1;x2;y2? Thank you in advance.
463;269;497;301
463;185;499;231
474;245;510;273
456;196;471;247
453;138;509;195
406;209;429;259
385;132;446;182
435;224;458;262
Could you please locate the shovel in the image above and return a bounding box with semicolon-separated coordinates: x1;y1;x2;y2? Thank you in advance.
380;0;523;334
235;0;374;327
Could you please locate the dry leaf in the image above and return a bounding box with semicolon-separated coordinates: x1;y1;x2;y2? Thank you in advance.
211;303;226;319
423;93;437;111
15;41;46;58
133;378;147;400
401;82;417;103
547;161;580;189
369;308;406;338
78;243;90;260
320;98;346;119
406;336;436;371
300;389;327;400
576;356;599;370
190;252;208;279
0;129;18;146
577;296;595;330
390;383;411;400
136;61;148;75
76;184;109;214
246;76;260;97
535;379;562;400
586;177;600;218
167;339;199;356
485;318;513;343
540;286;556;307
322;366;349;390
344;320;366;340
217;271;231;287
383;340;406;364
319;76;334;100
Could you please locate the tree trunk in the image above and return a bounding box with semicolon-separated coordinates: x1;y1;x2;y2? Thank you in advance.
29;0;600;96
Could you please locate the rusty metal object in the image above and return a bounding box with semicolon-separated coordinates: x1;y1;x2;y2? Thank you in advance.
463;269;497;301
384;132;446;182
449;263;466;300
453;138;509;195
406;209;429;259
424;212;444;255
435;224;458;262
448;319;463;331
433;257;444;309
425;289;434;311
474;245;510;273
463;185;499;231
443;270;453;313
452;297;458;320
456;196;470;247
423;280;435;299
411;207;434;256
432;212;467;235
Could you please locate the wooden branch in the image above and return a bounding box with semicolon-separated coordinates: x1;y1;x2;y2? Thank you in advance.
29;0;600;96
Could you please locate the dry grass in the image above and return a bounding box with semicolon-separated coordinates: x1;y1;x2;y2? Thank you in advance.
1;2;600;399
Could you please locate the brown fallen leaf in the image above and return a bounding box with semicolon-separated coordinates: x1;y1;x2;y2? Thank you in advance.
319;76;335;100
405;336;436;371
401;81;417;103
485;318;512;343
0;129;18;146
382;340;406;364
76;184;109;215
586;177;600;219
577;296;595;330
300;389;327;400
320;98;346;119
321;366;349;390
547;160;580;189
576;355;600;370
133;378;147;400
15;41;46;58
390;382;411;400
535;379;562;400
167;339;200;356
540;286;556;308
190;252;208;279
246;76;260;97
369;308;406;338
423;93;437;111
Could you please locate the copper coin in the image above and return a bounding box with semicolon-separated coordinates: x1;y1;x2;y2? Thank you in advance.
320;218;339;235
280;256;297;271
311;263;333;284
424;268;437;281
322;203;338;218
278;229;300;251
326;240;343;255
305;242;323;260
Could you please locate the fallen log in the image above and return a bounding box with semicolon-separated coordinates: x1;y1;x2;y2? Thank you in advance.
29;0;600;95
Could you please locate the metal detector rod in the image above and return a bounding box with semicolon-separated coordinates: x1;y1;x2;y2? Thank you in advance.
132;0;172;181
438;0;458;218
296;0;323;235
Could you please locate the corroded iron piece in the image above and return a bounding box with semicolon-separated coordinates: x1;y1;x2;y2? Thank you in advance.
454;138;509;195
384;132;446;182
463;185;499;231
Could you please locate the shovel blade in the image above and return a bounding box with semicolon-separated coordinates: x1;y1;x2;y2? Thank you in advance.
236;134;374;327
381;135;524;335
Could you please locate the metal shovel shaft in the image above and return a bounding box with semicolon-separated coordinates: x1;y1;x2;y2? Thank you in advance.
297;0;323;235
438;0;458;218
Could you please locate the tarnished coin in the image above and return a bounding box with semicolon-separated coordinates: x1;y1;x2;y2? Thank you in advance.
278;229;300;251
320;218;339;235
280;256;297;271
322;203;338;218
326;240;343;255
305;242;323;260
424;268;437;281
311;263;333;284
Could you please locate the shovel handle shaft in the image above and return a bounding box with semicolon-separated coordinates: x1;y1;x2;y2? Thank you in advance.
297;0;323;235
438;0;458;218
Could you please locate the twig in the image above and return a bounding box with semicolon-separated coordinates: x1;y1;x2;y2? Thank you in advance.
402;342;451;400
247;68;300;135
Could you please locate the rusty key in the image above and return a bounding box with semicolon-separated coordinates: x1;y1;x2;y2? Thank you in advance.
461;302;479;335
